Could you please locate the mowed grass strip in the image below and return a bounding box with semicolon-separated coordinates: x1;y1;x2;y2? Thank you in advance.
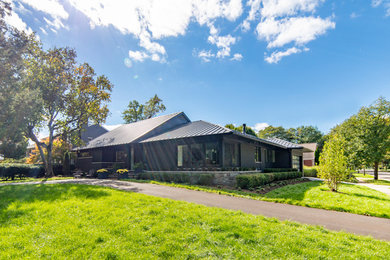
0;184;390;259
127;180;390;219
263;181;390;218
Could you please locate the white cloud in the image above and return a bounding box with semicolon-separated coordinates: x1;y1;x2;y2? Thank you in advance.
39;27;48;35
67;0;243;63
197;50;215;62
4;8;32;34
257;16;335;48
208;33;237;58
231;53;243;61
350;12;359;19
8;0;336;65
372;0;390;16
265;46;308;63
240;0;334;63
18;0;69;31
253;122;270;132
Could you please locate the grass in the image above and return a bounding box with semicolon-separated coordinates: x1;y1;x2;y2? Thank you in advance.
126;179;390;219
353;173;374;179
353;173;390;185
0;177;73;184
0;184;389;259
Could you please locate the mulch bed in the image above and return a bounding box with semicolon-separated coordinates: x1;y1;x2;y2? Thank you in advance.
240;178;310;195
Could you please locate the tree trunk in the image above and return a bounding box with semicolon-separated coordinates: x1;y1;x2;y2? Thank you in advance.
374;162;379;180
46;147;54;177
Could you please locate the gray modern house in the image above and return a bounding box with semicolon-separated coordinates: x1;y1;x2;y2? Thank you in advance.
74;112;306;172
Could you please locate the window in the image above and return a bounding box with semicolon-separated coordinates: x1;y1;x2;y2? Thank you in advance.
177;145;190;167
80;151;91;157
264;148;268;163
116;150;127;162
255;147;261;162
205;142;219;165
292;155;300;170
224;143;239;167
272;150;276;163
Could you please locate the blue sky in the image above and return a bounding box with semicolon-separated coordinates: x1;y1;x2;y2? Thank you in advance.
5;0;390;134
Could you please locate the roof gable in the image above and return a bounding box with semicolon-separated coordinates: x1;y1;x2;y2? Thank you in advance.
77;112;190;150
140;120;232;142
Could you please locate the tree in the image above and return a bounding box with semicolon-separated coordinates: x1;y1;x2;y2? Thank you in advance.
18;48;112;176
0;1;37;159
258;126;295;141
318;134;349;192
122;95;166;123
290;126;323;144
331;97;390;180
122;100;144;123
144;94;166;119
225;124;257;136
353;97;390;180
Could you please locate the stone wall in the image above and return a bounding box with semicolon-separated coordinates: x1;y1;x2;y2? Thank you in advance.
144;170;261;187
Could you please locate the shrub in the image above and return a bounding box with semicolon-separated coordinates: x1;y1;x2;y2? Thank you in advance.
139;172;213;185
303;167;318;177
263;168;297;173
97;169;108;173
236;171;302;189
0;163;45;180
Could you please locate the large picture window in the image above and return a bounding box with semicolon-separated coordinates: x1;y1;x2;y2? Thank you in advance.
292;155;300;170
177;145;190;167
255;147;261;162
205;142;219;165
224;143;239;167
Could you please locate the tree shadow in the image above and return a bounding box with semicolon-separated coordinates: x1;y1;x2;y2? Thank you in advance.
0;184;110;226
264;181;323;201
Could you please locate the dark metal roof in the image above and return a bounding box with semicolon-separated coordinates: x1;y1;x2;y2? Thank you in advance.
140;120;231;142
265;137;303;149
141;120;303;149
76;112;187;150
75;112;302;151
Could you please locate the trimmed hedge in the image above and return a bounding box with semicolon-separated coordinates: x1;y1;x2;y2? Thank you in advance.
263;168;298;173
139;172;214;186
303;167;317;177
236;171;302;189
0;163;45;180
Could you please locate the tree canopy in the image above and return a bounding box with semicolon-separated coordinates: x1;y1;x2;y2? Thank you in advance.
0;3;113;175
225;124;257;136
122;94;166;123
257;125;323;144
331;97;390;179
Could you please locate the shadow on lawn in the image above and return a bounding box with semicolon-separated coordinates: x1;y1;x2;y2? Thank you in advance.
0;184;110;225
264;181;323;201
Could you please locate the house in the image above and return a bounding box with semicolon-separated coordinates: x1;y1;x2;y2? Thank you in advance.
74;112;306;172
300;143;317;166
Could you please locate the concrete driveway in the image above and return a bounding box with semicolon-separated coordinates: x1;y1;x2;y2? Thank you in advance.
1;179;390;241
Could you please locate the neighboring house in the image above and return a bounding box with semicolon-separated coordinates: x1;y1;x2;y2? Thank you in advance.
300;143;317;166
26;124;112;158
74;112;306;172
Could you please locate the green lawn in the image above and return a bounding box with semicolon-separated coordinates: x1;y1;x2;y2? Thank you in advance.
132;180;390;219
0;184;389;258
353;173;390;185
263;181;390;218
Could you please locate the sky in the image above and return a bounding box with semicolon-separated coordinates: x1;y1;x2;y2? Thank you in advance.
4;0;390;134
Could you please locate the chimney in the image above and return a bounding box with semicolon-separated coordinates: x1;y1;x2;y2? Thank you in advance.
242;124;247;134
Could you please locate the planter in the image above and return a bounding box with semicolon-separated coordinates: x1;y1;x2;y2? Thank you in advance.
97;172;109;179
117;173;129;179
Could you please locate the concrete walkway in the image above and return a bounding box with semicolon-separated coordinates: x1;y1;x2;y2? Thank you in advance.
1;179;390;241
